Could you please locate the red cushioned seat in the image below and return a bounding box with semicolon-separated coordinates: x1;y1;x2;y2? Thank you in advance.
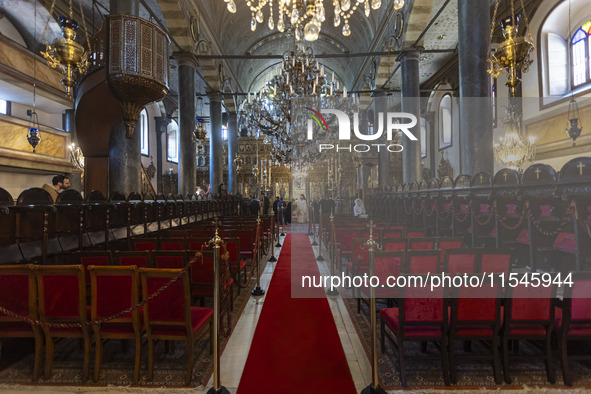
557;272;591;385
151;307;213;336
380;308;442;337
379;282;449;386
140;268;213;385
449;278;503;384
502;283;557;384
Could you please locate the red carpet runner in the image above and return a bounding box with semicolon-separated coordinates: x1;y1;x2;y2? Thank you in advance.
237;234;356;394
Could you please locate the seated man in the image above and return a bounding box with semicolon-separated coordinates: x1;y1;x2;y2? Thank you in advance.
42;175;70;203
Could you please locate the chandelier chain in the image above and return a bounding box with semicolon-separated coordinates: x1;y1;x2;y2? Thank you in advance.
40;0;57;44
79;0;91;52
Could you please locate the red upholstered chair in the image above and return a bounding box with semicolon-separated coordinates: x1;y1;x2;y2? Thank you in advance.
34;265;90;381
380;280;450;386
449;276;503;384
78;250;112;267
114;250;152;268
87;265;142;384
437;238;464;263
188;238;210;251
382;230;403;239
382;238;407;252
407;237;436;250
404;250;440;274
77;250;112;289
0;264;42;381
347;238;369;276
189;231;210;239
153;250;187;269
478;249;512;274
140;268;213;385
190;250;234;310
444;249;478;275
224;237;247;287
358;251;404;312
337;230;358;270
159;237;187;251
167;230;188;239
502;282;557;384
558;272;591;385
133;237;158;251
406;231;425;238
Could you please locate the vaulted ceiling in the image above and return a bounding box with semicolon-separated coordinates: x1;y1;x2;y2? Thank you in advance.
0;0;543;115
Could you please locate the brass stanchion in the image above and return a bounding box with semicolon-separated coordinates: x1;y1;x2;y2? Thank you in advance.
268;212;277;262
251;217;265;297
275;210;282;247
326;212;339;297
316;207;324;260
207;227;230;394
361;220;386;394
311;203;318;246
307;205;313;235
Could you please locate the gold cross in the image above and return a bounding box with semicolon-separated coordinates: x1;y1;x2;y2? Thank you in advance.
367;220;376;241
535;168;541;179
212;217;221;229
578;161;585;176
503;172;508;182
479;174;484;183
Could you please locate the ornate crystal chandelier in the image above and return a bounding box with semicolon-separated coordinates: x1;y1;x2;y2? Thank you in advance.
494;106;535;171
238;45;343;164
223;0;399;41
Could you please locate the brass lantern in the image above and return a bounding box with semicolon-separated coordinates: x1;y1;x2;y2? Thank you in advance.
566;98;583;145
27;109;41;153
194;119;207;153
488;1;534;96
41;16;89;97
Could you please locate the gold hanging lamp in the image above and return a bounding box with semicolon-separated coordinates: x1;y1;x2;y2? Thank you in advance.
487;0;534;96
40;0;90;97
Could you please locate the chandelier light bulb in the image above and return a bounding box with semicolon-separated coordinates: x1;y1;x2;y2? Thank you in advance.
342;23;351;36
268;16;274;29
393;0;404;10
251;18;257;31
227;0;237;13
256;9;264;23
304;19;320;41
341;0;351;12
371;0;381;9
278;17;285;32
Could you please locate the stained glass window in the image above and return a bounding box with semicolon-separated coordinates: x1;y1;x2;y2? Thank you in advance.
571;23;590;88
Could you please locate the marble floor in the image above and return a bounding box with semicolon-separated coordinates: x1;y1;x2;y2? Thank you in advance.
0;232;374;394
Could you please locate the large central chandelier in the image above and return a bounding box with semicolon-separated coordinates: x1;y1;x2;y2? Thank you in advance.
494;106;535;171
238;45;347;164
223;0;401;41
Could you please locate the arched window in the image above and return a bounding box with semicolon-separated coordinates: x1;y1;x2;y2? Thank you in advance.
167;120;179;163
572;22;591;88
140;109;149;156
439;94;452;149
539;2;591;103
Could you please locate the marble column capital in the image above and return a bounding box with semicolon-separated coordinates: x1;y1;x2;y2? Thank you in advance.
173;52;198;68
207;90;223;103
396;47;422;62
